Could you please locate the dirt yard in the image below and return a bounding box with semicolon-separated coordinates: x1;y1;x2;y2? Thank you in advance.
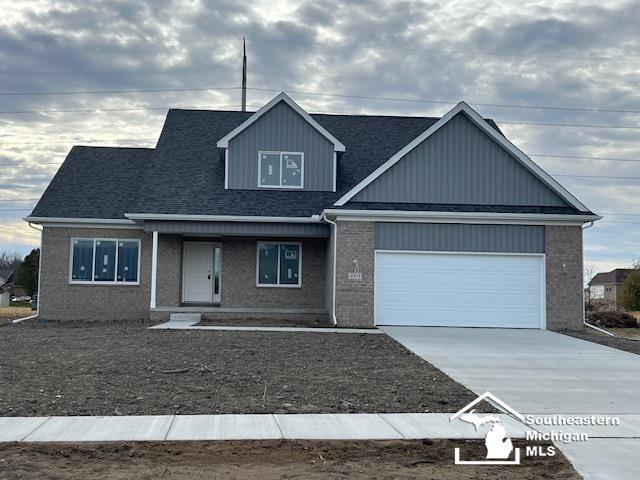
0;322;483;416
561;329;640;355
0;306;32;324
0;440;579;480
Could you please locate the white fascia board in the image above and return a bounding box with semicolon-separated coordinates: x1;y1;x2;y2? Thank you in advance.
216;92;346;152
333;101;591;212
25;216;137;226
322;209;602;225
124;213;322;223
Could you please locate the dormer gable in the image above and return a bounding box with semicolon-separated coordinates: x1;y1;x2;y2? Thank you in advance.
218;93;344;193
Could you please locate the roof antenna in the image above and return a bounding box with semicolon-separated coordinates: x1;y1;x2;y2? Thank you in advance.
241;36;247;112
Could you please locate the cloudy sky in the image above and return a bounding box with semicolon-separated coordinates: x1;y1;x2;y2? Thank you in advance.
0;0;638;276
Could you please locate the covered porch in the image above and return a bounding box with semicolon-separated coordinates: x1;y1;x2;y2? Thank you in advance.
144;219;331;324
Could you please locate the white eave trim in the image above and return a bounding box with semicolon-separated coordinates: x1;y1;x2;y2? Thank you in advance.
124;213;322;223
216;92;346;152
322;209;602;225
25;216;137;226
333;101;591;212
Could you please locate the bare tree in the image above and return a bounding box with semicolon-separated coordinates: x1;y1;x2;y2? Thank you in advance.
0;251;23;271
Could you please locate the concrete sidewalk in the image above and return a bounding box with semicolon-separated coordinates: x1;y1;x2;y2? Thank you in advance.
0;413;532;443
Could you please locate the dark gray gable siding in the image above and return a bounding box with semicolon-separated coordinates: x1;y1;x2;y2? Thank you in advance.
352;112;569;207
375;223;545;253
227;101;335;191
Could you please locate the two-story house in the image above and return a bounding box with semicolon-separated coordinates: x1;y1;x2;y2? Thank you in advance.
27;93;600;329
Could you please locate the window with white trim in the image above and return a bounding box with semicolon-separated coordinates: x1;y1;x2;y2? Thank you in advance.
256;242;301;287
70;238;140;284
258;151;303;188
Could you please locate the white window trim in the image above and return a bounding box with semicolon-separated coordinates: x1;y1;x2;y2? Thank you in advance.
257;151;304;189
69;237;141;286
255;241;302;288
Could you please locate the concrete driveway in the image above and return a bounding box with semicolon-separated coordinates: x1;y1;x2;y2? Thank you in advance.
382;326;640;414
382;326;640;479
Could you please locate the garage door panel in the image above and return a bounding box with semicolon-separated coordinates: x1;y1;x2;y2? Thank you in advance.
374;252;544;328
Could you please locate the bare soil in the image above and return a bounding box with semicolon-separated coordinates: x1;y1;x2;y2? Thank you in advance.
561;329;640;355
0;322;483;416
0;440;579;480
196;317;333;328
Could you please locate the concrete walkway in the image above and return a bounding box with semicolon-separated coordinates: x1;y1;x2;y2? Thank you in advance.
150;319;382;334
382;326;640;480
0;413;532;443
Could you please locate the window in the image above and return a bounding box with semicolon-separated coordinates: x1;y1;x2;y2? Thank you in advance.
70;238;141;284
256;242;301;287
258;151;303;188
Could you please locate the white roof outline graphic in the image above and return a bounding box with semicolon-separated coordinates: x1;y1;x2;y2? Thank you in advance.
449;391;525;422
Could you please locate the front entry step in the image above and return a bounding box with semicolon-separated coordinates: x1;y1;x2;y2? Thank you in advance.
169;313;202;324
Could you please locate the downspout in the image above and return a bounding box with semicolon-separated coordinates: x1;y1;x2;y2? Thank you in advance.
28;222;43;314
320;212;338;326
582;221;614;336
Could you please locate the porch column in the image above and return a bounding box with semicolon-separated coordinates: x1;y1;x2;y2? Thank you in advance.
150;231;158;309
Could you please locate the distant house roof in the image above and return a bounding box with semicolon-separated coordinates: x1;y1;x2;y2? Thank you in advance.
589;269;633;286
27;105;596;220
0;269;14;285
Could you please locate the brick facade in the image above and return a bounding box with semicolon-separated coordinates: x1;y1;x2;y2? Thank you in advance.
334;221;375;327
39;227;151;322
220;237;327;311
545;225;584;330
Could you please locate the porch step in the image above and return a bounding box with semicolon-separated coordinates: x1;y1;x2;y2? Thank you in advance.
169;313;202;324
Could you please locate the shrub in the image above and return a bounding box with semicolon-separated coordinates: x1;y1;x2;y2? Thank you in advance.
621;267;640;311
588;311;638;329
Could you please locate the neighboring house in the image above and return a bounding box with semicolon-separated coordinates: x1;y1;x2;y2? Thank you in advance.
0;268;13;287
26;93;600;329
588;268;632;310
0;287;9;308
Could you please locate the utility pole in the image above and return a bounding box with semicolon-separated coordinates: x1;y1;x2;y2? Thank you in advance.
241;36;247;112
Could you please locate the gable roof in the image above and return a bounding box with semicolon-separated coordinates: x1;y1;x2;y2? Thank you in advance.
27;102;597;222
589;268;633;286
0;269;13;284
216;92;346;152
334;102;591;212
30;146;153;220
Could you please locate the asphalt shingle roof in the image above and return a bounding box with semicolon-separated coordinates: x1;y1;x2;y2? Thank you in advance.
30;146;153;219
30;108;590;219
589;269;633;285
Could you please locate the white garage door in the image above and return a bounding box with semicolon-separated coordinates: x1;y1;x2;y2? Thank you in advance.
374;251;545;328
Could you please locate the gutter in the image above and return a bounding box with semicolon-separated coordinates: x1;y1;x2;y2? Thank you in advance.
322;209;602;225
124;213;322;223
320;212;338;326
581;221;615;336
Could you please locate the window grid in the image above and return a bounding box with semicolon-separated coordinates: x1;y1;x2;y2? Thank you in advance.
256;241;302;288
258;151;304;189
69;238;141;285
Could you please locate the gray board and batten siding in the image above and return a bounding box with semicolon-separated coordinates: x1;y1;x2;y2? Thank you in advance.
375;223;545;254
226;101;335;191
352;112;569;207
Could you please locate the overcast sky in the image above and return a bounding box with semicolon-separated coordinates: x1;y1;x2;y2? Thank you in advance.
0;0;638;276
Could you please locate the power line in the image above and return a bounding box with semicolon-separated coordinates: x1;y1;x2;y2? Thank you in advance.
0;138;157;146
530;154;640;163
3;85;640;117
0;198;40;202
554;174;640;180
0;86;239;96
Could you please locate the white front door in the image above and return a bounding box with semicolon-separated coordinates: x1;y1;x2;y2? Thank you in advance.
182;242;221;303
374;251;545;328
